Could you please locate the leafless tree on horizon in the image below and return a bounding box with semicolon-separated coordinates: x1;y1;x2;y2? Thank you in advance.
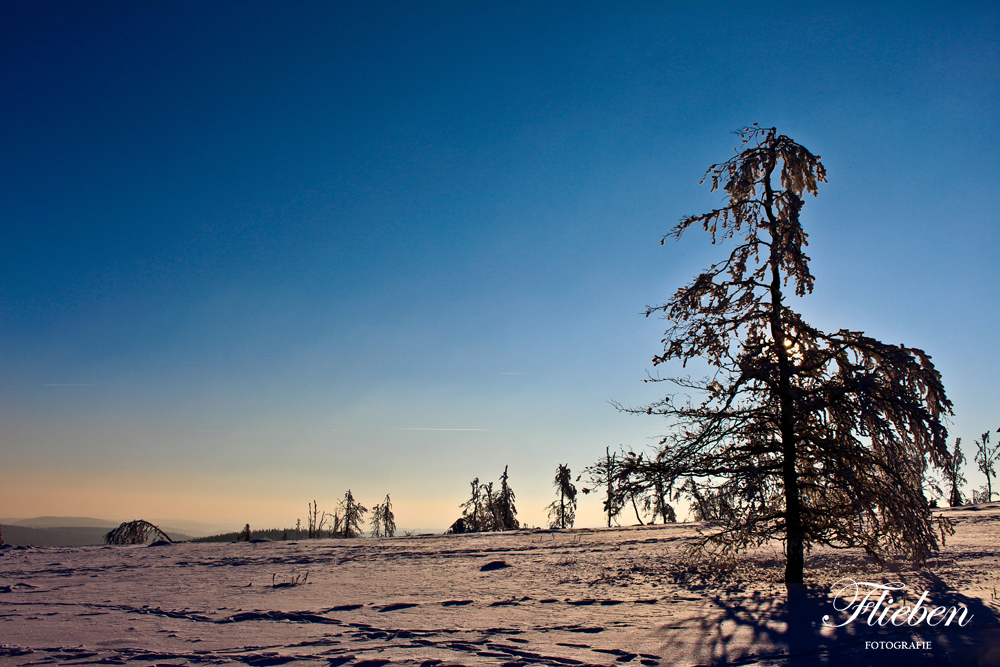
974;429;1000;502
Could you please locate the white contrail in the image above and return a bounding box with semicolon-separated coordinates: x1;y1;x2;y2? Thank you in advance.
42;383;95;386
393;428;490;431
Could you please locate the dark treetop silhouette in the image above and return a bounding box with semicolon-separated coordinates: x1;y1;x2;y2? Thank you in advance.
546;463;578;529
618;126;953;584
339;490;368;538
370;494;396;538
582;447;625;528
944;437;967;507
450;466;520;533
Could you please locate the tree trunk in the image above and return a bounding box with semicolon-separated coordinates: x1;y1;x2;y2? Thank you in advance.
782;416;805;584
764;156;804;585
656;474;668;524
630;494;645;525
605;448;616;527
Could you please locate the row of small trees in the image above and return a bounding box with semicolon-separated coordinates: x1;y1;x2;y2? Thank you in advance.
450;465;520;533
445;428;996;535
299;491;395;539
446;458;664;533
581;448;677;527
316;426;995;540
942;429;1000;506
577;426;998;533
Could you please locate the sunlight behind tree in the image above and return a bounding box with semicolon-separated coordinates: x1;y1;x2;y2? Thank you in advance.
617;126;955;584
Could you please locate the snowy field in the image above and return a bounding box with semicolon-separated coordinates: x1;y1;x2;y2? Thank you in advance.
2;504;998;666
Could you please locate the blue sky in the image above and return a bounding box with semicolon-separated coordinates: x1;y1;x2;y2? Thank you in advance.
2;2;998;530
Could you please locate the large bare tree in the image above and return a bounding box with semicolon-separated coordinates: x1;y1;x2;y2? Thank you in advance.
620;126;953;584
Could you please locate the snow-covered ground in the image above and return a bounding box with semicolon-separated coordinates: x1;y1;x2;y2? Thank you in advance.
2;504;998;666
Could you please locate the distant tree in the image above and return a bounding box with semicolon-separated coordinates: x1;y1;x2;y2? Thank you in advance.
922;472;945;510
370;494;396;537
582;447;625;527
481;481;500;529
642;453;677;524
615;449;682;525
972;486;991;504
944;438;967;507
447;517;469;534
339;489;368;538
452;468;518;533
491;466;519;531
619;452;647;525
191;526;303;543
585;448;677;525
459;477;488;532
974;430;1000;503
307;500;330;539
617;126;953;584
546;464;578;529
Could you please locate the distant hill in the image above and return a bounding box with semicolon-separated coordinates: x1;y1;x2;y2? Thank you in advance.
0;517;447;546
4;516;121;528
143;518;234;537
0;523;195;547
2;525;113;547
0;516;210;545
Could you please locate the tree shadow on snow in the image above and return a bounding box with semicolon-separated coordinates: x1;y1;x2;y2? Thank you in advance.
652;577;1000;667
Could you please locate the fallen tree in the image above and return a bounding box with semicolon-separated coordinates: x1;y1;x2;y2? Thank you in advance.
104;520;173;545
